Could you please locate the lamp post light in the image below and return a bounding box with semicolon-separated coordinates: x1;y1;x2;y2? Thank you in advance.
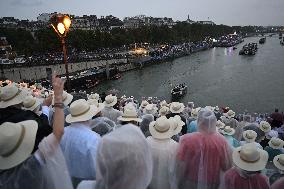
50;14;72;92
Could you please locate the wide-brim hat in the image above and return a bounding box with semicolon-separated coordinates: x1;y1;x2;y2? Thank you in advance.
160;100;168;107
191;107;201;118
140;100;149;109
117;104;142;122
169;115;184;135
159;106;169;116
0;85;27;108
222;126;235;136
225;110;235;118
170;102;185;114
0;120;38;170
273;154;284;171
243;130;257;143
143;104;158;115
66;99;99;123
268;137;284;149
103;95;117;107
88;93;100;101
22;96;40;111
52;91;73;106
149;116;174;139
233;143;268;172
216;120;225;129
259;121;271;133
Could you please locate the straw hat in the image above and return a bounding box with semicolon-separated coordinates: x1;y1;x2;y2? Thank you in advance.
169;115;185;135
103;94;117;107
88;93;100;101
117;104;142;122
233;143;268;171
149;116;174;139
22;96;40;111
140;100;149;109
222;126;235;136
143;104;158;115
191;107;201;118
0;120;38;170
225;110;235;118
160;100;168;107
0;84;27;108
159;106;169;116
87;98;105;111
243;130;257;143
170;102;185;114
268;137;284;149
273;154;284;171
216;120;225;129
259;121;271;133
52;91;73;106
66;99;100;123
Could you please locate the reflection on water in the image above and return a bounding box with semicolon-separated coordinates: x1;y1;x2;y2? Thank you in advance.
94;37;284;113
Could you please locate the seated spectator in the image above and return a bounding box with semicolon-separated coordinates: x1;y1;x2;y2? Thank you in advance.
221;126;240;148
220;143;269;189
167;102;186;135
101;94;122;123
264;137;284;162
269;154;284;185
60;99;103;185
147;116;178;189
240;130;263;149
117;103;142;126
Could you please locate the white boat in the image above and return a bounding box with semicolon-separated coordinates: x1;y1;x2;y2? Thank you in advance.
0;58;12;64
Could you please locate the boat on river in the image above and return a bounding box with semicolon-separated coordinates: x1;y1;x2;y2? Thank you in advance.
239;43;258;56
171;83;187;100
259;37;266;44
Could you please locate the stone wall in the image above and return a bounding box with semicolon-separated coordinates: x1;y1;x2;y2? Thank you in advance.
0;58;127;82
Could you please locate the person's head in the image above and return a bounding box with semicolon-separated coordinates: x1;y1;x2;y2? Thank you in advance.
0;120;38;170
95;125;152;189
243;123;265;142
140;114;154;133
197;108;217;134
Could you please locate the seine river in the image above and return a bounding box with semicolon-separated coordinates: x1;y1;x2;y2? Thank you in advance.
95;37;284;113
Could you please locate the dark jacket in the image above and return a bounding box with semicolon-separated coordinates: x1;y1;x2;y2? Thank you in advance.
0;107;52;153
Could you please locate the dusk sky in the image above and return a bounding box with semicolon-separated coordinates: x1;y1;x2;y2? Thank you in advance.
1;0;284;26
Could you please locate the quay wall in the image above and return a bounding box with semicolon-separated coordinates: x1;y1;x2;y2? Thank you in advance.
0;58;127;82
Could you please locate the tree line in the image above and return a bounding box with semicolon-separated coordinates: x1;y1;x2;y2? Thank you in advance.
0;23;257;56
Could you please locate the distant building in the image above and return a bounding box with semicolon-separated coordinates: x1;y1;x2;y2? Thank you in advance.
0;37;12;59
37;13;56;23
186;15;195;24
123;15;175;28
196;21;215;25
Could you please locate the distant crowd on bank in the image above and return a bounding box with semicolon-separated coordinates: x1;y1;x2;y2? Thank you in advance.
0;76;284;189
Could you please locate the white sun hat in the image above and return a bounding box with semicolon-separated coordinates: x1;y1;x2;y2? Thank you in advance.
216;120;225;129
143;104;158;115
268;137;284;149
140;100;149;109
0;84;28;108
169;115;185;135
243;130;257;143
66;99;100;123
88;93;100;101
0;120;38;170
222;126;236;136
22;96;41;111
159;100;168;107
224;110;236;118
103;94;118;107
259;121;271;133
159;106;169;117
233;143;268;172
273;154;284;171
117;103;142;122
149;116;174;139
191;107;201;118
170;102;185;114
52;91;73;106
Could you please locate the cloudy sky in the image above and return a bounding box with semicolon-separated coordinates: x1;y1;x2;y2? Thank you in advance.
1;0;284;26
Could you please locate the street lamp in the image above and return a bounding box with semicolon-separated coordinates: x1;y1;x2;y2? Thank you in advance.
50;14;72;92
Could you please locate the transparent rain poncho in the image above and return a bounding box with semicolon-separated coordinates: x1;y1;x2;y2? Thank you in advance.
219;167;270;189
100;106;123;124
0;134;73;189
140;114;154;137
95;124;153;189
173;109;233;189
90;117;115;136
146;136;178;189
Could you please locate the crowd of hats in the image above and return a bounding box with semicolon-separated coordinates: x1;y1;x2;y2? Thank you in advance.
1;80;284;189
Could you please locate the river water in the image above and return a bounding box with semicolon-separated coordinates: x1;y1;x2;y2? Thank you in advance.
94;37;284;113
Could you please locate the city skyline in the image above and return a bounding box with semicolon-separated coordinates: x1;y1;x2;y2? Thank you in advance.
0;0;284;26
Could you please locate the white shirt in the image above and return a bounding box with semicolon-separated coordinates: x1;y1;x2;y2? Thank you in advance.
60;123;101;179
